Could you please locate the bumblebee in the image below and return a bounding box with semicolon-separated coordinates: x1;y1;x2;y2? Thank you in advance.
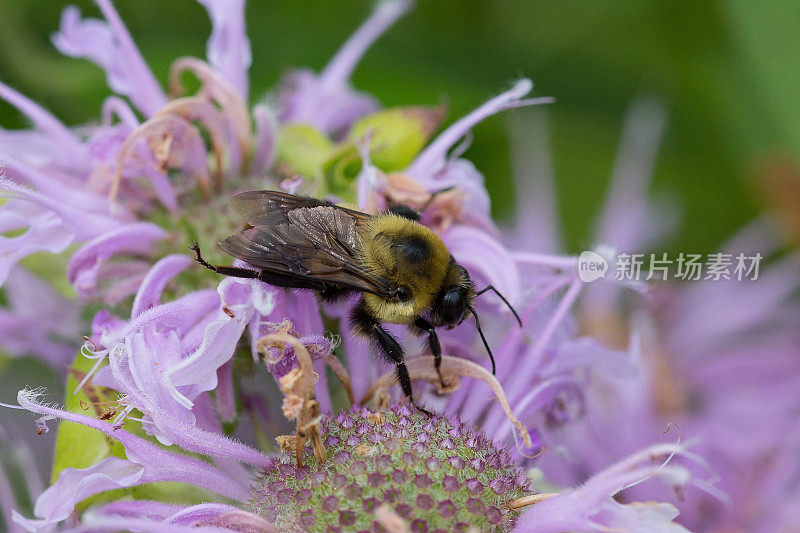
191;190;520;414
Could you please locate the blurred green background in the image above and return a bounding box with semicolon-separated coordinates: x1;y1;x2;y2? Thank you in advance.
1;0;796;253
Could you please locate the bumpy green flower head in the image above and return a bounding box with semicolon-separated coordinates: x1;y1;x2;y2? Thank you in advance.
249;405;531;532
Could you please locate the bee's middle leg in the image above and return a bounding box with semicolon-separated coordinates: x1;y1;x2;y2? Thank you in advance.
412;317;446;389
351;302;432;417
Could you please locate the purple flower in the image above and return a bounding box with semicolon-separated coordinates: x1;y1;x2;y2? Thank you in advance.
508;96;800;532
0;2;723;532
513;442;712;533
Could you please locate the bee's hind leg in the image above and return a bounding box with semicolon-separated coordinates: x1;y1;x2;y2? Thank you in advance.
190;241;260;279
412;317;447;389
351;301;433;417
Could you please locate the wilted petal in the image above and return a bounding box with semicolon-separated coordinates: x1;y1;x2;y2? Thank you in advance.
113;114;212;207
196;0;251;98
52;3;167;116
168;58;252;164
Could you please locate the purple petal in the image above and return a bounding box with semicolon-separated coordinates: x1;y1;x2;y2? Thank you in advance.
442;225;520;308
214;360;237;423
102;95;140;128
196;0;251;98
274;0;411;134
407;79;533;179
96;500;185;520
52;3;167;116
594;98;669;252
319;0;411;90
67;222;168;299
514;443;718;533
165;278;273;408
0;461;20;533
276;69;379;135
13;456;145;531
131;254;194;317
0;80;88;170
3;156;111;215
99;288;220;348
0;199;73;286
0;177;123;242
0;267;82;367
58;515;232;533
0;127;55;168
16;389;251;498
252;104;278;173
506;108;562;254
165;503;240;526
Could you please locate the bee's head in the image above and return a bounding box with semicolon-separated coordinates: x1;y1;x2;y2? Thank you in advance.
433;263;475;327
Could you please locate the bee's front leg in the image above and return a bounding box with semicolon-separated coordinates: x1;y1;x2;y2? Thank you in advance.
351;300;432;417
412;317;446;389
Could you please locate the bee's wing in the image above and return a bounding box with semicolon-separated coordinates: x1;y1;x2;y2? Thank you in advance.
229;190;371;227
220;191;394;295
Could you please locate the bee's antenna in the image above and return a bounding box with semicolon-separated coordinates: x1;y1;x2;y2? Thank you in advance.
469;305;496;375
475;285;522;327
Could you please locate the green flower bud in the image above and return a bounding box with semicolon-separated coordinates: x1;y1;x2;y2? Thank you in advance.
348;106;446;172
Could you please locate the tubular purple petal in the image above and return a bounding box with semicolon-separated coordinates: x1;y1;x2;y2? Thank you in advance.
67;222;168;299
252;104;278;173
164;502;241;526
0;80;88;170
0;268;82;366
407;79;533;179
131;254;195;317
16;389;251;499
320;0;412;90
197;0;251;98
53;2;167;116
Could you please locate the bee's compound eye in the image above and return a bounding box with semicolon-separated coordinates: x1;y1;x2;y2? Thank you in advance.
442;287;466;325
395;286;411;302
